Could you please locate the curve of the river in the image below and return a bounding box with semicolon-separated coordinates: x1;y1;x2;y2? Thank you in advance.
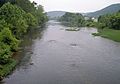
1;20;120;84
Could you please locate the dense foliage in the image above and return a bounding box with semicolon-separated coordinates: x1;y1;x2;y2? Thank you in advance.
91;11;120;42
0;28;19;64
59;12;85;27
98;11;120;30
0;0;47;66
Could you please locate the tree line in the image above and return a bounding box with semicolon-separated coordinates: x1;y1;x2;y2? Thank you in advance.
59;11;120;30
83;11;120;30
59;12;85;27
98;11;120;30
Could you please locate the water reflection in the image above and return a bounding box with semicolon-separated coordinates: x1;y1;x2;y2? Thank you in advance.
7;27;45;73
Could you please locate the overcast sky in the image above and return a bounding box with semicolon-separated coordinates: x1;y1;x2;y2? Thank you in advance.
30;0;120;13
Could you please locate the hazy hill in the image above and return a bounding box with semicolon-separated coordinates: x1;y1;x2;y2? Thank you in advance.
47;4;120;18
86;3;120;17
47;11;66;19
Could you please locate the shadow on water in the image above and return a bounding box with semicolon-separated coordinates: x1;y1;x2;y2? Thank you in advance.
0;25;47;84
13;21;63;70
16;25;47;68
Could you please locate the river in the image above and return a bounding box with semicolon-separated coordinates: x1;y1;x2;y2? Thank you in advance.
1;20;120;84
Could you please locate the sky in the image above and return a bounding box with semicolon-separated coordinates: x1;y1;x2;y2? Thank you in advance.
30;0;120;13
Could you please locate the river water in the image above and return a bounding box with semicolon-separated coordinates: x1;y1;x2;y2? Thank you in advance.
2;20;120;84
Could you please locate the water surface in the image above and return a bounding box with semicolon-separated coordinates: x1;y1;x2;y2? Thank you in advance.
2;20;120;84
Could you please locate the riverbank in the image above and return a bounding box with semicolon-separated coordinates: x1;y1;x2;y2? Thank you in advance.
0;27;45;81
92;28;120;42
0;59;17;80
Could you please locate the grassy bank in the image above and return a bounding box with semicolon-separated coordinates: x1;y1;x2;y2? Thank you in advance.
0;59;17;80
92;29;120;42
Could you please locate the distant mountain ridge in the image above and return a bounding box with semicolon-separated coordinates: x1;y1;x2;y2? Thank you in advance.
86;3;120;17
47;4;120;19
47;11;66;19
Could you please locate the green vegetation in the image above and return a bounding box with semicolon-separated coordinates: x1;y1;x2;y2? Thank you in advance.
84;19;98;27
98;11;120;30
0;59;17;79
0;0;47;79
92;11;120;42
93;29;120;42
59;12;85;27
60;10;120;42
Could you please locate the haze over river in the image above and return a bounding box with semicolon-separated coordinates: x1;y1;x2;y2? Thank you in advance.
1;20;120;84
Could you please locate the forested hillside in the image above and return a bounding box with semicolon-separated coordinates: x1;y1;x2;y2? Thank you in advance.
0;0;47;79
86;4;120;17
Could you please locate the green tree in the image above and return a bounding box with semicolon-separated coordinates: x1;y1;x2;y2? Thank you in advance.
0;28;19;51
0;28;19;64
0;2;28;38
34;5;48;25
98;11;120;30
60;12;85;27
0;42;11;64
0;19;11;32
15;0;36;13
25;13;37;28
